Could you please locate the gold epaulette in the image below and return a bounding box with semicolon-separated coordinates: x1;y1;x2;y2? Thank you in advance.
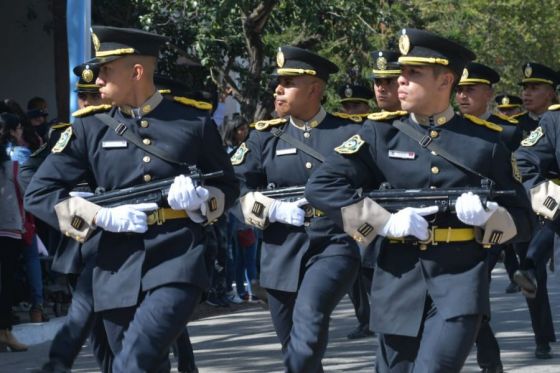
493;112;518;124
158;89;172;95
50;122;71;129
173;96;213;111
72;104;112;117
464;114;503;132
511;111;527;119
548;104;560;111
254;118;288;131
367;110;408;121
331;112;365;123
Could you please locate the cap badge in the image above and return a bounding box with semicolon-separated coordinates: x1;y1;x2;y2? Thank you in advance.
376;56;387;70
524;64;532;78
399;32;410;55
81;65;94;83
502;96;510;105
276;48;285;68
344;86;353;98
461;68;469;81
92;32;100;52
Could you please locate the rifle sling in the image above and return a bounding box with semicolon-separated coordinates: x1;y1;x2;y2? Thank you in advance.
393;119;493;182
270;127;325;163
95;113;188;166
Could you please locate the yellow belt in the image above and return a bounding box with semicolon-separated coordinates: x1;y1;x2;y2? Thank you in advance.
147;208;188;225
389;227;476;250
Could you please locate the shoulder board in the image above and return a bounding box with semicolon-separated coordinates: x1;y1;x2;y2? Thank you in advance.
463;114;503;132
254;118;288;131
493;112;518;124
72;104;112;118
173;96;213;111
331;112;365;123
511;111;527;119
548;104;560;111
367;110;407;121
50;122;71;130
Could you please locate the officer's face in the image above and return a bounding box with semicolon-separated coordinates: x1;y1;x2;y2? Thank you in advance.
373;77;400;111
522;83;555;114
498;107;522;117
341;101;370;115
398;65;451;115
455;84;492;117
96;58;134;104
77;92;104;109
274;76;318;117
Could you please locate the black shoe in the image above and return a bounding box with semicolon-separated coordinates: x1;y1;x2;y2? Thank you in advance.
513;269;537;298
32;360;70;373
347;325;375;340
505;281;520;294
535;343;552;359
481;364;503;373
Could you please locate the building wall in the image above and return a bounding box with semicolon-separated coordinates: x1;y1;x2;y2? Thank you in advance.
0;0;57;118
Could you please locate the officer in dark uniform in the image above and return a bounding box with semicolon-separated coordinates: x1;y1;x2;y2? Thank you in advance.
495;94;523;117
513;63;560;136
513;104;560;359
24;26;239;372
305;28;532;372
336;84;373;117
232;45;362;372
371;50;402;112
455;61;525;373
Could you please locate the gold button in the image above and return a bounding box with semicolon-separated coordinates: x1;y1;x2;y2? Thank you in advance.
143;156;151;163
431;166;439;174
143;174;152;182
431;151;437;156
140;120;149;128
430;130;439;138
437;116;446;125
304;132;310;138
305;162;313;169
143;138;151;145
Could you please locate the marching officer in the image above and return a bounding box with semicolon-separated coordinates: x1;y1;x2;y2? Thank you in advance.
25;26;239;372
232;45;362;372
336;83;373;117
305;28;532;372
495;94;523;117
371;50;402;112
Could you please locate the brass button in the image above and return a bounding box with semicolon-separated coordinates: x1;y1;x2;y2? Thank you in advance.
140;120;149;128
431;166;439;174
143;138;151;145
304;132;310;138
143;156;151;163
431;151;437;156
305;162;313;169
143;174;152;182
430;130;439;138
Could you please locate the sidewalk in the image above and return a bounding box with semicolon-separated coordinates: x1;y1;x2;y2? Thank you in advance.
1;264;559;372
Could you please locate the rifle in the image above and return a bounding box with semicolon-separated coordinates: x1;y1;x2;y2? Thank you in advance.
259;179;515;214
85;166;224;207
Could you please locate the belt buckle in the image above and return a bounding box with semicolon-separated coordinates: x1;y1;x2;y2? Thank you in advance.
148;209;165;225
418;226;438;251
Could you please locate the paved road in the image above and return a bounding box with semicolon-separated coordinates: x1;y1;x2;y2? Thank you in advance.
2;264;559;372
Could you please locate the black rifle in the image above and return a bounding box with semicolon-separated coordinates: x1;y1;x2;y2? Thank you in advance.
86;166;224;207
259;180;515;213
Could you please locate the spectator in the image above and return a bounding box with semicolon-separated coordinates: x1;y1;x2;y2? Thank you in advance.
26;96;50;141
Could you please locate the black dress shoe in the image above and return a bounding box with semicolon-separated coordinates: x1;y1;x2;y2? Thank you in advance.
535;343;552;359
505;281;520;293
513;269;537;298
347;325;375;340
481;363;503;373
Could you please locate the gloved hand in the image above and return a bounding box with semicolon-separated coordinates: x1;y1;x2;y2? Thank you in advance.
455;192;499;226
380;206;439;240
94;203;158;233
167;175;209;211
268;198;307;226
69;191;94;198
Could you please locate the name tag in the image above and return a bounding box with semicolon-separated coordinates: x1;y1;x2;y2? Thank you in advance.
276;148;297;156
388;150;415;159
102;140;128;149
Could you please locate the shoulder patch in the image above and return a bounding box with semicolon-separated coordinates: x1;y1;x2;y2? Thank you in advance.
51;127;73;153
463;114;503;132
493;112;518;124
521;127;544;147
173;96;213;111
367;110;408;121
51;122;71;130
331;112;365;123
548;104;560;111
335;134;365;154
254;118;288;131
72;104;112;118
231;143;249;166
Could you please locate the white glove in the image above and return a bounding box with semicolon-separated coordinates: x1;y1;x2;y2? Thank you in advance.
455;192;499;226
268;198;308;226
69;191;94;198
380;206;439;240
167;175;209;211
94;203;158;233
